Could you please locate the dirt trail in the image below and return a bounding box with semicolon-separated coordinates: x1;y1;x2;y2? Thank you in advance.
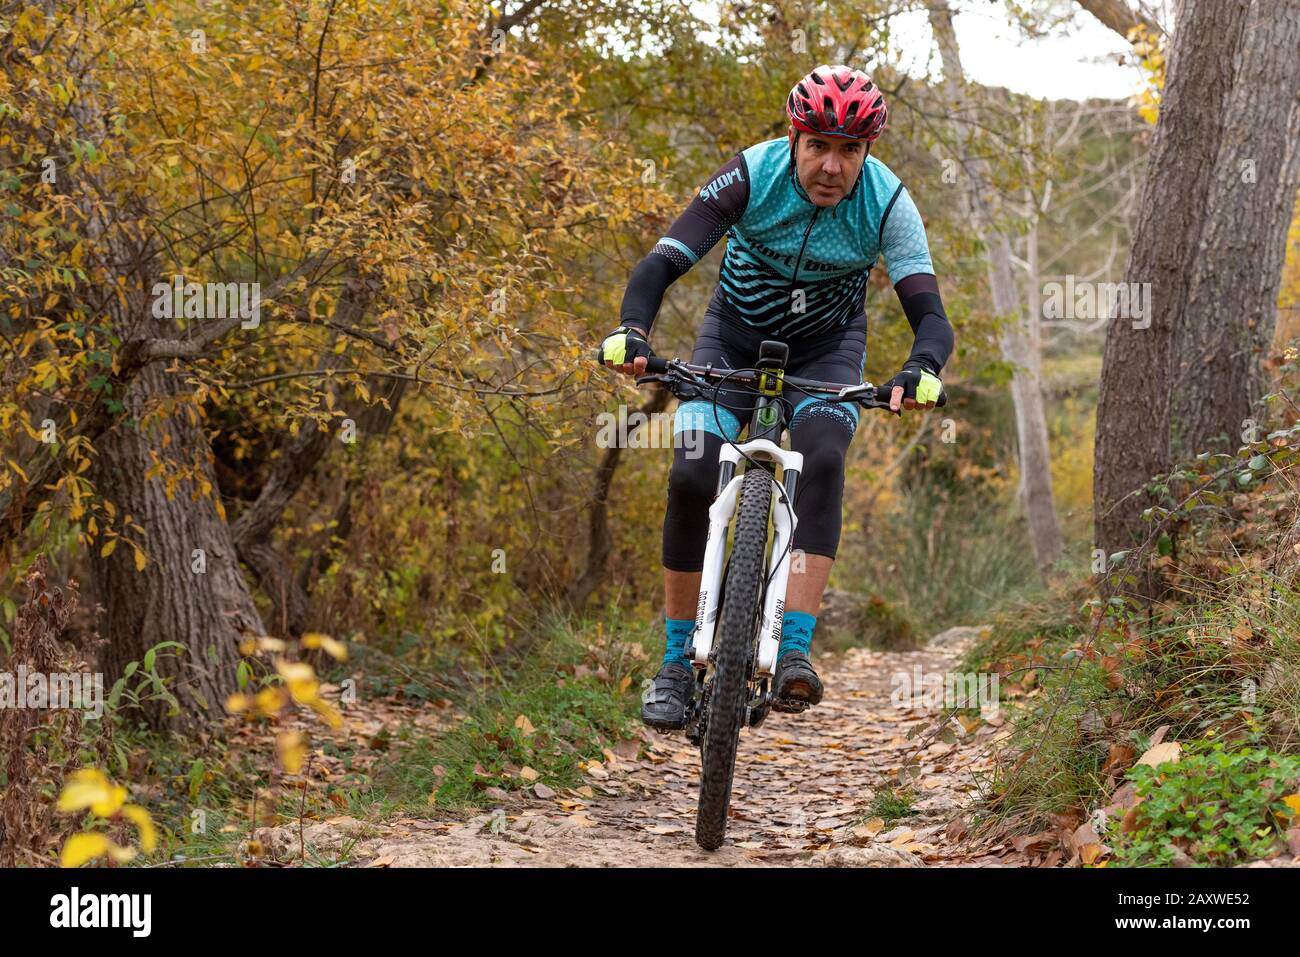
256;628;1030;867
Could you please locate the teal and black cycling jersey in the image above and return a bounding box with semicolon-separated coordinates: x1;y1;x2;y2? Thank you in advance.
620;137;951;373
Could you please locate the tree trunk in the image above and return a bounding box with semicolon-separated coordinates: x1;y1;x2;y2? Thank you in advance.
28;0;269;730
1169;0;1300;457
89;361;265;731
993;236;1064;573
568;386;670;611
929;3;1063;575
1093;0;1250;552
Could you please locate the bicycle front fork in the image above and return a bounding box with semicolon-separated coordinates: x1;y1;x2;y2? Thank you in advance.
685;437;803;679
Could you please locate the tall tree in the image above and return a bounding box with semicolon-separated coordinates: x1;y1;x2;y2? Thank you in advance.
1;0;658;727
929;2;1064;575
1168;0;1300;457
1092;0;1251;551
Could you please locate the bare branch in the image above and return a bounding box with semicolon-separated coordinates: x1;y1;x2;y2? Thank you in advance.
1074;0;1164;42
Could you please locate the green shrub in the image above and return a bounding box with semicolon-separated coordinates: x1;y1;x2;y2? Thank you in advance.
368;612;656;812
868;786;916;824
1111;737;1300;867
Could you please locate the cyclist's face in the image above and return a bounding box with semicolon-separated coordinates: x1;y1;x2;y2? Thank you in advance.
789;130;868;207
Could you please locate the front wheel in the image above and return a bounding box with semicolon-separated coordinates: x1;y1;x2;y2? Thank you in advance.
696;464;772;851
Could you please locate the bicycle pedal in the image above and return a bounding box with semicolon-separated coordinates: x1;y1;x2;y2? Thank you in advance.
771;697;811;714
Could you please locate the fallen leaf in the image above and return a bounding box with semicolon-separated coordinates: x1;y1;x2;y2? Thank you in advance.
853;817;886;841
1103;744;1136;773
1120;805;1147;834
1048;809;1083;832
1287;828;1300;857
1136;741;1181;768
612;739;640;760
1012;831;1054;854
1071;821;1100;852
1079;843;1106;865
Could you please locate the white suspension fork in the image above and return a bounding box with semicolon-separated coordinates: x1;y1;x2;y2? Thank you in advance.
755;485;796;678
688;439;803;671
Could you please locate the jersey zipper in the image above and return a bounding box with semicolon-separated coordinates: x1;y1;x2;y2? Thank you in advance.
786;207;820;320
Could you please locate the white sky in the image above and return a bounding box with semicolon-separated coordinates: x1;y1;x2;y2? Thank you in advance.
685;0;1152;102
891;2;1147;100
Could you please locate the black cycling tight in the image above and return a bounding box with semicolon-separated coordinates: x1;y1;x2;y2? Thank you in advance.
661;310;866;572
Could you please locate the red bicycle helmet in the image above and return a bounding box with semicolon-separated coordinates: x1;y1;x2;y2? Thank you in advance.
785;65;888;142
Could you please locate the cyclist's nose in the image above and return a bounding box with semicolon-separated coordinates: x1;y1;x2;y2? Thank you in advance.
822;155;841;177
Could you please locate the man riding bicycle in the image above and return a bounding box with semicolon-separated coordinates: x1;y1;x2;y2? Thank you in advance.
598;65;955;730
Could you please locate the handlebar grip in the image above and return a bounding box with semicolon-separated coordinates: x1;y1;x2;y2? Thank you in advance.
644;356;668;374
865;386;948;409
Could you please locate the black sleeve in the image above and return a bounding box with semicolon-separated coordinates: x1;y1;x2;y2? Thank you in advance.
619;153;750;334
894;273;954;375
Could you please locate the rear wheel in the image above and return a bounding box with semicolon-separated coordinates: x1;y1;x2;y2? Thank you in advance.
696;464;772;851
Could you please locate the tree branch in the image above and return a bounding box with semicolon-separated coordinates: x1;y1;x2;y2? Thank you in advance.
1074;0;1163;42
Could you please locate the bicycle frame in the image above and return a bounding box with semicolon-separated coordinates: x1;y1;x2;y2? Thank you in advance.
684;342;805;684
629;343;945;849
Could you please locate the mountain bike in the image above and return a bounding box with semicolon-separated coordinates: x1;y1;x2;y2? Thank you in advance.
636;339;946;850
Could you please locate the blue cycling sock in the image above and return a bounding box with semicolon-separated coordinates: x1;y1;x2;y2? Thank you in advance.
779;611;817;659
663;618;695;668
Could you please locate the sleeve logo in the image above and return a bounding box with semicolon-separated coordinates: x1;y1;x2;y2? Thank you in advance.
699;166;745;202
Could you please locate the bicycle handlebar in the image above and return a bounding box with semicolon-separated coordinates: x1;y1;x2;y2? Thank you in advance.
637;356;947;410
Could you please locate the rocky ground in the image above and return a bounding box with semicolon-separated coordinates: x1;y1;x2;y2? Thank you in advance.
250;626;1045;867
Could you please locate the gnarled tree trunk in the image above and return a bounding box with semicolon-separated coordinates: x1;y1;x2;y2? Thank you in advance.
1169;0;1300;457
1093;0;1251;551
90;361;265;731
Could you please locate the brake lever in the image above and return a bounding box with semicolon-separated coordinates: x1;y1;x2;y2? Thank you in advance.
829;382;893;415
864;400;901;416
635;372;704;402
834;383;877;402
